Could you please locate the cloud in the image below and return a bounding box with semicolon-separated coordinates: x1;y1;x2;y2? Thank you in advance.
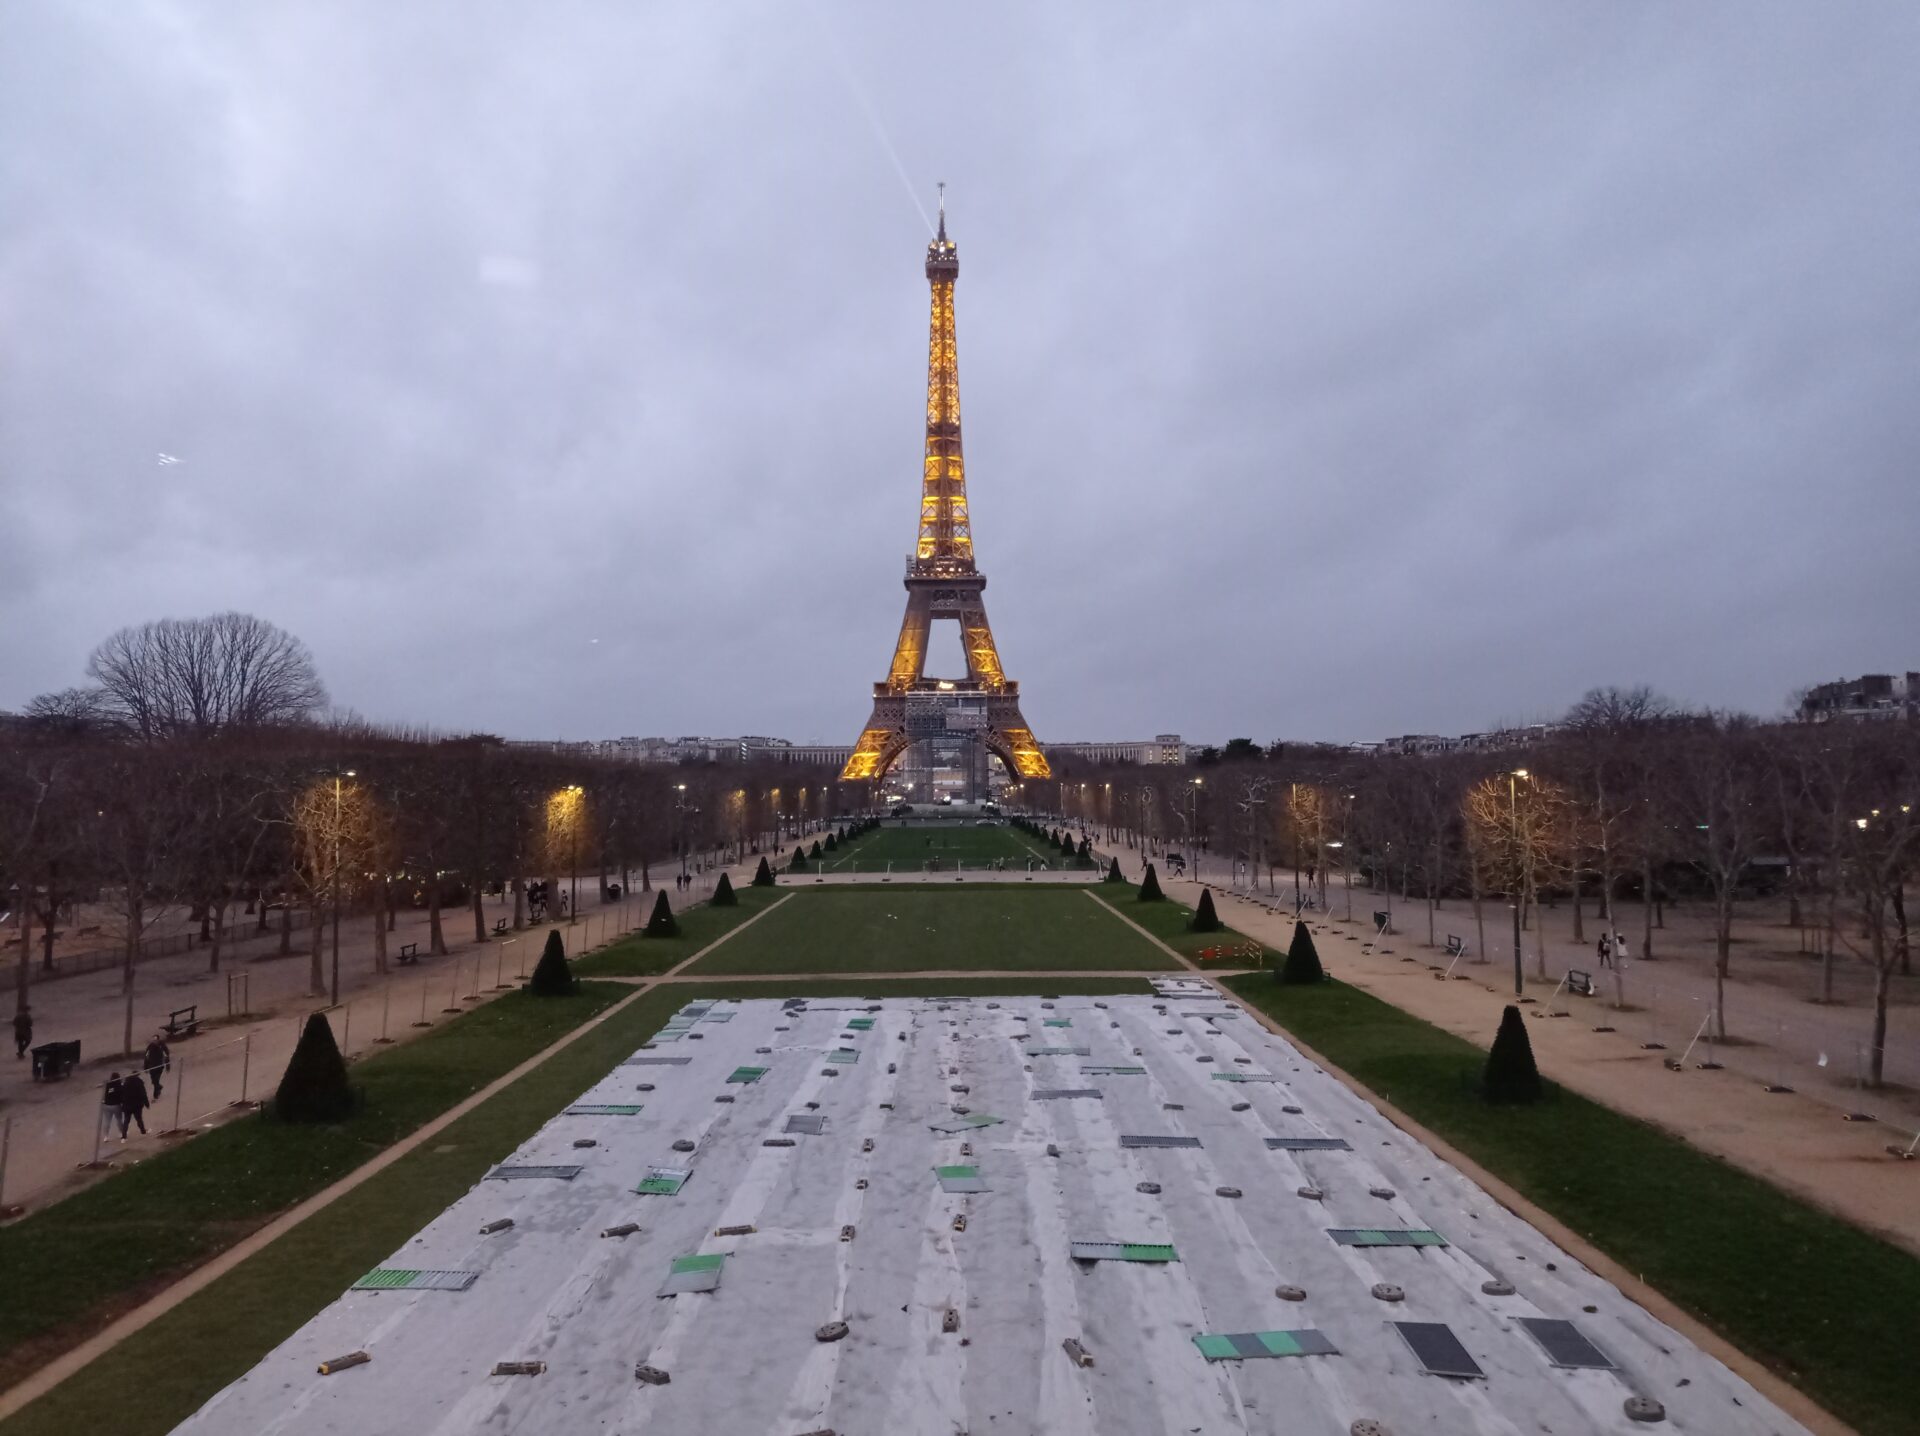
2;2;1916;744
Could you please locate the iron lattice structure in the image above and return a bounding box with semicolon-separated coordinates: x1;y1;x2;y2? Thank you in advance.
842;198;1050;784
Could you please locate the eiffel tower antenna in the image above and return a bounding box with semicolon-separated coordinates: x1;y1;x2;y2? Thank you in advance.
841;205;1050;787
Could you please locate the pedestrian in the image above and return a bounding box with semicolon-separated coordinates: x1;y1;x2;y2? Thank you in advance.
1614;932;1628;967
144;1032;171;1098
102;1072;124;1140
12;1005;30;1059
116;1067;150;1138
1596;933;1611;969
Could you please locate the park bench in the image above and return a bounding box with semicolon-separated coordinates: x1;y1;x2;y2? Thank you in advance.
1444;934;1466;958
75;924;102;937
397;943;420;964
494;919;509;934
1566;969;1595;998
164;1005;200;1039
31;1040;81;1081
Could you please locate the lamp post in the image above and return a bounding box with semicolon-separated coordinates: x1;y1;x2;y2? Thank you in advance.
330;770;356;1008
1508;768;1528;997
673;784;692;879
564;785;583;925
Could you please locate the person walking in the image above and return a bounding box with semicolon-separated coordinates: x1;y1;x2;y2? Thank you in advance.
116;1068;150;1138
1614;932;1628;967
12;1005;30;1059
143;1033;171;1098
101;1072;124;1141
1596;933;1612;969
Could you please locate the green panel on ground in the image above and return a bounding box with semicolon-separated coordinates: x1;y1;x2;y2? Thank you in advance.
725;1066;768;1084
844;1017;875;1030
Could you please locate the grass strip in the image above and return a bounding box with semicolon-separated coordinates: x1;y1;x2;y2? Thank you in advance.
1221;972;1919;1436
573;883;782;976
0;983;622;1394
1090;884;1277;965
0;976;1150;1436
687;886;1177;975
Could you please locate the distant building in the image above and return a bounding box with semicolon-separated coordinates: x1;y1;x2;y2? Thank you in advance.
1799;673;1919;722
1044;734;1189;766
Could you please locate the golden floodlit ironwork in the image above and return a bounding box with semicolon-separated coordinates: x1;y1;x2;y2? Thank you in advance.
843;191;1049;784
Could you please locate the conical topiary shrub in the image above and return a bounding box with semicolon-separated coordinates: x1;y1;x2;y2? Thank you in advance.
712;871;737;907
644;890;679;938
1077;837;1091;862
752;855;775;887
1105;856;1125;883
273;1013;354;1123
810;840;822;858
1190;889;1223;932
1138;863;1165;902
1483;1004;1543;1104
1280;920;1324;984
825;832;838;852
790;845;807;872
529;930;574;995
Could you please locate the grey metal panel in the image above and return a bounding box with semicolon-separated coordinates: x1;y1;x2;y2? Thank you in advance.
1393;1322;1485;1379
1032;1089;1103;1100
1120;1135;1202;1149
935;1171;990;1193
1023;1046;1092;1056
484;1164;583;1181
1265;1137;1352;1152
1516;1317;1618;1371
928;1114;1004;1134
785;1114;827;1135
622;1056;693;1066
409;1269;481;1292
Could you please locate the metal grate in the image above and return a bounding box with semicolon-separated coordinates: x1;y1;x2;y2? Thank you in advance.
658;1252;726;1296
1032;1089;1103;1100
1266;1137;1350;1152
1393;1321;1484;1378
1328;1228;1447;1248
485;1164;583;1181
565;1104;644;1116
1120;1135;1202;1149
1209;1073;1279;1083
826;1049;860;1064
1083;1065;1146;1076
726;1066;769;1084
1024;1046;1092;1057
1516;1317;1617;1371
845;1017;875;1030
1069;1241;1178;1262
934;1164;989;1193
622;1056;693;1066
1043;1018;1072;1027
784;1114;827;1135
928;1114;1004;1133
1192;1329;1336;1361
634;1165;692;1196
351;1268;479;1292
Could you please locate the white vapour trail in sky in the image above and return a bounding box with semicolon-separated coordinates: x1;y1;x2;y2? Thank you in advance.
809;7;936;236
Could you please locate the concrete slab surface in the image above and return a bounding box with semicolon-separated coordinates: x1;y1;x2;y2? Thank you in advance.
172;995;1812;1436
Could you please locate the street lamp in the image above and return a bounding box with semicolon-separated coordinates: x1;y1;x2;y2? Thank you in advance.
673;784;692;879
563;785;583;925
1508;769;1528;997
330;770;356;1008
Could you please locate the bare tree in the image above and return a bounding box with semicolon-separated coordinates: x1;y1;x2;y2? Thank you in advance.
86;613;327;740
1671;716;1768;1039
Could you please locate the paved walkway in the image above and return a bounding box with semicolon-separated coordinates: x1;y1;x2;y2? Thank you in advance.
1086;839;1920;1256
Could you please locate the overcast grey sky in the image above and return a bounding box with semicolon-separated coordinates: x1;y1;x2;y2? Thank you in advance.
4;3;1916;745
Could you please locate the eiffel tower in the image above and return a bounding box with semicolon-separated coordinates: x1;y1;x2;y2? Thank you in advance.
841;192;1050;786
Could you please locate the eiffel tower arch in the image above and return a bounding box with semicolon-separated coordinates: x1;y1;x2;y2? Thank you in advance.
842;193;1050;789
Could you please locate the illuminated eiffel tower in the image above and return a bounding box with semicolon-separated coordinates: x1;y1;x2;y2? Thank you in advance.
841;191;1050;786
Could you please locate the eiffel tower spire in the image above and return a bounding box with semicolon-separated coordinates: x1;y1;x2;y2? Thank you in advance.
841;198;1050;785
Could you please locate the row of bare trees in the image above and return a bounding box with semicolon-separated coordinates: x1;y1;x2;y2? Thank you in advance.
2;615;861;1055
1044;689;1918;1085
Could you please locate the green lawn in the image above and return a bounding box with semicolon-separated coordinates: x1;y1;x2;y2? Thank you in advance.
1221;973;1920;1436
815;822;1077;872
572;883;784;976
0;983;625;1395
0;976;1143;1436
685;885;1178;975
1089;883;1277;966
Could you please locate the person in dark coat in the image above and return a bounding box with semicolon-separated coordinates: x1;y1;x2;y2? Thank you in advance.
12;1006;30;1059
143;1034;171;1098
116;1068;150;1138
102;1072;124;1140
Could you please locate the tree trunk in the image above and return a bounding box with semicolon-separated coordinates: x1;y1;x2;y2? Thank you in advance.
122;889;143;1055
511;876;525;930
471;885;486;945
372;896;389;975
13;899;31;1018
428;886;448;957
1570;871;1585;943
1470;855;1487;961
1713;888;1733;1040
308;901;325;996
207;895;226;973
1821;888;1837;1003
278;900;292;957
1894;885;1910;978
1869;961;1890;1088
1640;855;1656;960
